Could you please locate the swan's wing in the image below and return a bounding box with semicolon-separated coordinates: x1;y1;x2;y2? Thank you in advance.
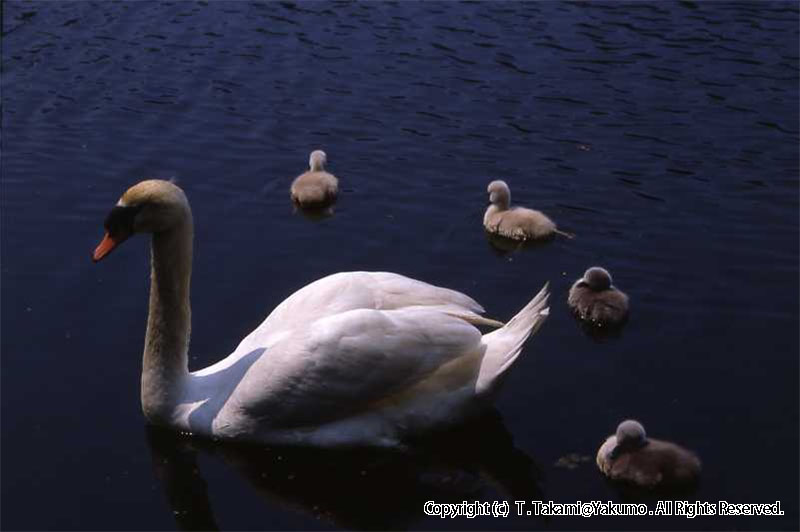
367;271;485;313
223;272;487;363
232;307;484;428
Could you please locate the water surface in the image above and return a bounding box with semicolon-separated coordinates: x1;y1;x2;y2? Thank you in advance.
2;1;798;530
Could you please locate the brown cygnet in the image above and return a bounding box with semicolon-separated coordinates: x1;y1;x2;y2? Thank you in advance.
568;267;629;327
483;180;571;241
290;150;339;208
596;419;701;488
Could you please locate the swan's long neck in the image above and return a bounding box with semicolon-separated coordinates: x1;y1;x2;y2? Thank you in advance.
141;211;193;424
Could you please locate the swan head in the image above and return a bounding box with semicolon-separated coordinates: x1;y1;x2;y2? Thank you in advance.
309;150;327;172
92;179;190;262
610;419;648;458
487;180;510;209
582;267;612;291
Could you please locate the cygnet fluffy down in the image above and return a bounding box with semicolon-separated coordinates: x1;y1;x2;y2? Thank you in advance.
483;180;570;241
596;419;701;488
290;150;339;208
568;267;629;327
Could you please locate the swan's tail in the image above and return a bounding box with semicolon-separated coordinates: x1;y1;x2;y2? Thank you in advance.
555;228;575;239
475;283;550;395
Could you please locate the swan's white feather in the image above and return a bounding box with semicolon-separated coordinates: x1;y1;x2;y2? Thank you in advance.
196;271;485;374
181;272;549;446
226;308;482;428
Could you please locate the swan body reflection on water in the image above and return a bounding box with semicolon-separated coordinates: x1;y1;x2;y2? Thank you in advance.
146;410;542;530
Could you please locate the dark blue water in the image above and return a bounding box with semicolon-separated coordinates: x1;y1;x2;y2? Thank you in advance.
2;1;798;530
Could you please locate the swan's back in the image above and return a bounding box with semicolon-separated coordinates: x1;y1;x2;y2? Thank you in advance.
198;272;487;375
241;272;483;344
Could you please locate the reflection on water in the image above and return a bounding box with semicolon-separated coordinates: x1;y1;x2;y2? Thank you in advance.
147;410;542;531
294;203;336;222
148;428;220;532
572;318;626;343
484;231;555;256
602;476;700;507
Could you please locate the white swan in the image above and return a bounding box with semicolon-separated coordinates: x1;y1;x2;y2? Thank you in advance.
93;180;550;448
484;180;572;240
290;150;338;208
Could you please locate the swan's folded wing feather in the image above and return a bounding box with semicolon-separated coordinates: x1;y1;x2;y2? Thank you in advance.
227;271;485;361
233;307;483;428
369;271;485;313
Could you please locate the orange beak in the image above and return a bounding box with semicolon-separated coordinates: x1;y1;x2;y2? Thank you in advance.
92;232;119;262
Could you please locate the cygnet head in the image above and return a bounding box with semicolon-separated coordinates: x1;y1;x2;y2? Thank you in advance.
92;179;190;262
583;266;612;291
617;419;647;444
309;150;327;171
610;419;648;458
487;180;511;209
